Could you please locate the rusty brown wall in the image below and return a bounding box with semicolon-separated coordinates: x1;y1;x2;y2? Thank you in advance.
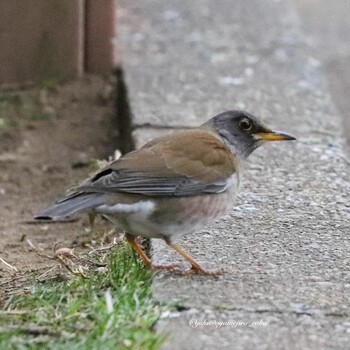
0;0;116;88
86;0;117;74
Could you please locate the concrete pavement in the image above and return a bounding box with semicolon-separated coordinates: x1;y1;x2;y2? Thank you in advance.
293;0;350;147
117;1;350;349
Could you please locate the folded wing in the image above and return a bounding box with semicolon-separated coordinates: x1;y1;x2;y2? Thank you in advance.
76;129;237;197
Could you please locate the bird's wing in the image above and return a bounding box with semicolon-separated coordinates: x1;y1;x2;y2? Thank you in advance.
75;129;238;197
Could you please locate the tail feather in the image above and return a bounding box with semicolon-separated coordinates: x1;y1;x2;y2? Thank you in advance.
34;192;105;220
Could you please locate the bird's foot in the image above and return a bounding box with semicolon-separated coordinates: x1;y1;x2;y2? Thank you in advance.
149;263;181;271
182;264;223;276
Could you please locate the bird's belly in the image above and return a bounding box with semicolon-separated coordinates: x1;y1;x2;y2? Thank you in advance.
104;184;238;241
154;188;237;240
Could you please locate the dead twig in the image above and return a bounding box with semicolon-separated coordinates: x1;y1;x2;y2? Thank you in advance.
0;310;29;315
26;239;54;259
0;325;62;337
0;257;18;272
54;256;89;279
87;236;122;256
23;217;79;225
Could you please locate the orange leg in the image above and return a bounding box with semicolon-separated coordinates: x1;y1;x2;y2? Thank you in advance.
125;233;151;265
168;242;222;276
125;234;180;271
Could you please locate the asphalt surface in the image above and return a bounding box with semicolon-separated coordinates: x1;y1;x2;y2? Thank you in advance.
117;1;350;349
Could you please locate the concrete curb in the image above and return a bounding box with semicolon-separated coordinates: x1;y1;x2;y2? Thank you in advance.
118;1;350;349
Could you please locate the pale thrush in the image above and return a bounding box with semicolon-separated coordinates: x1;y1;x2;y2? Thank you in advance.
35;110;295;274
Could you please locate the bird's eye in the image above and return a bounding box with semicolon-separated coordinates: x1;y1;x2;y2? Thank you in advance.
239;118;252;131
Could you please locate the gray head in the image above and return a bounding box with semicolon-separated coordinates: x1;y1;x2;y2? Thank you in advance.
204;110;295;158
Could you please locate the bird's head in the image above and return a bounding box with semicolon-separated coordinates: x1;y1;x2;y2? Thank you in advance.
205;110;296;158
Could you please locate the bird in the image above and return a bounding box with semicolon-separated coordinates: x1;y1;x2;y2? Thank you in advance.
34;110;295;275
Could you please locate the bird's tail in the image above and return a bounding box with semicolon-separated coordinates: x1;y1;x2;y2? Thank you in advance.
34;192;105;220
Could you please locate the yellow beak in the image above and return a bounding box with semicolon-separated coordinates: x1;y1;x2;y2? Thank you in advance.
256;131;296;141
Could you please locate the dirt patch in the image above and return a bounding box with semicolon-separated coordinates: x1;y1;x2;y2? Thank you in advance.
0;76;119;300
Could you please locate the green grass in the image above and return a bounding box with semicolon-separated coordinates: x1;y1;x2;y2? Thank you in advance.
37;75;60;90
0;244;167;350
0;91;50;131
